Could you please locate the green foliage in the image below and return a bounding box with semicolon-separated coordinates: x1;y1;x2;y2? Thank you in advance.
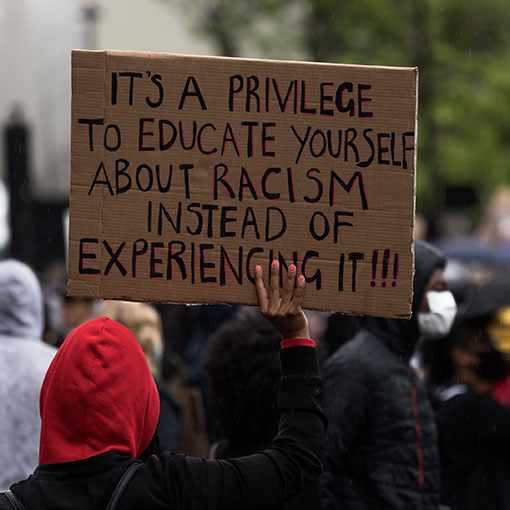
176;0;304;58
175;0;510;217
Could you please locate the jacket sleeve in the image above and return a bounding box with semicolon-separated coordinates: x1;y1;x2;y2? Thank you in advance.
320;356;371;510
166;345;326;510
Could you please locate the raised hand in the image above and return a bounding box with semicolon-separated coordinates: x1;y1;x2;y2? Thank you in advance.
255;260;310;341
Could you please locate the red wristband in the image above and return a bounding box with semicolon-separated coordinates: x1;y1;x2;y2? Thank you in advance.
281;338;316;349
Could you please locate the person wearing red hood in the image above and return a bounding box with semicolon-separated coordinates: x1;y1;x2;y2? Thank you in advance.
0;263;326;510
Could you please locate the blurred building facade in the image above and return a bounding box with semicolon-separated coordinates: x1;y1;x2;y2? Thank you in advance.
0;0;213;267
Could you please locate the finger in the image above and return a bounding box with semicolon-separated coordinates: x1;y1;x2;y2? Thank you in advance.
281;264;296;308
268;260;281;314
254;265;268;314
290;274;306;311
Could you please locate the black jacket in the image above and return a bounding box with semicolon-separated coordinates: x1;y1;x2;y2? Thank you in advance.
321;241;444;510
214;438;321;510
437;388;510;510
0;346;325;510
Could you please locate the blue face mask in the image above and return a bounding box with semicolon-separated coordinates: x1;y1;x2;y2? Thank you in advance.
417;290;457;340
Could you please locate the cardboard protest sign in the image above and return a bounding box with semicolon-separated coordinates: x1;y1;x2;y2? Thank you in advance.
69;49;417;317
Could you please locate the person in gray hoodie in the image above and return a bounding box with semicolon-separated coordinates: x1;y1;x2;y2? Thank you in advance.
0;260;56;490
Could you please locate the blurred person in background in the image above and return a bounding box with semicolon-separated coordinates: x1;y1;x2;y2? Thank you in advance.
155;303;211;458
179;305;237;388
487;306;510;405
0;260;56;490
421;270;510;510
454;268;510;407
101;300;181;452
157;303;240;457
59;295;95;342
205;309;281;459
204;305;321;509
415;213;429;241
477;186;510;254
321;240;457;510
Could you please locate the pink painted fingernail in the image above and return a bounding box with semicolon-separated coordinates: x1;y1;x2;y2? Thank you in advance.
255;265;261;272
272;260;278;267
289;264;296;271
299;275;305;281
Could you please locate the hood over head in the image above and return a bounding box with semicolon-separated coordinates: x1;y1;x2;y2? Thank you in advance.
39;317;160;465
0;259;44;341
366;240;446;358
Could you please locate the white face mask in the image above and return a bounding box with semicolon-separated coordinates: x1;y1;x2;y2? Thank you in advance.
417;290;457;340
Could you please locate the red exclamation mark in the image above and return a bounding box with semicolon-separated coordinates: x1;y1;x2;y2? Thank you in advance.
392;253;399;288
381;249;390;288
370;250;378;287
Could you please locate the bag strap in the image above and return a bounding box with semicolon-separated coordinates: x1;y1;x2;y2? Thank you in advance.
1;461;142;510
3;490;26;510
105;461;143;510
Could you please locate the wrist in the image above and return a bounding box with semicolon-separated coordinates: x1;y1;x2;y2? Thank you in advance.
279;342;320;376
281;338;316;349
280;327;310;341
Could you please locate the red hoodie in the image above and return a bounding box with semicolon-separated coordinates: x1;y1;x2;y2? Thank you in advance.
38;317;160;465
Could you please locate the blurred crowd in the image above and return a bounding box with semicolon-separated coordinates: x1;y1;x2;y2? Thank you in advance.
2;186;510;509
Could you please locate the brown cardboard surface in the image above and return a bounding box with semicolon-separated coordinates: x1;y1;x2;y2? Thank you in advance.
69;49;417;317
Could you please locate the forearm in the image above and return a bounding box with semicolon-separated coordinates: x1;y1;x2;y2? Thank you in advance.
266;344;326;492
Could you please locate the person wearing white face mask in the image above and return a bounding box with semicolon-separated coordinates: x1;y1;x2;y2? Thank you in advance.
321;240;455;510
418;290;457;341
411;287;457;379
